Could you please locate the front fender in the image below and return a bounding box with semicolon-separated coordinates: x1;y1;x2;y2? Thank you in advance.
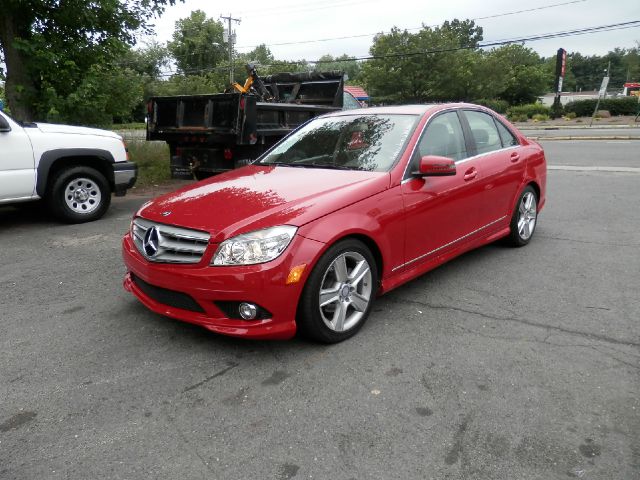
36;148;115;196
297;187;405;280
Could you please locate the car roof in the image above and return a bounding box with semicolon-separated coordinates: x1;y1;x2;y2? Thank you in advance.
325;103;485;117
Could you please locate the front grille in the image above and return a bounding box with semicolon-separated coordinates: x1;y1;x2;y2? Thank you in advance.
131;274;205;313
132;217;210;264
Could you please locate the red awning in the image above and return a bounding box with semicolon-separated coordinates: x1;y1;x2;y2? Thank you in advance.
344;85;369;100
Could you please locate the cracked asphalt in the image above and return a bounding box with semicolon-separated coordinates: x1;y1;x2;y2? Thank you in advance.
1;141;639;479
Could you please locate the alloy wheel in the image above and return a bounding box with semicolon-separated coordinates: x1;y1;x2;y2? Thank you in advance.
517;191;537;240
318;251;373;332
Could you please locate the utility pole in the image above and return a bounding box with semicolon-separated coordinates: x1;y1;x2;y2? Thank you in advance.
603;60;611;100
590;61;611;126
220;14;241;85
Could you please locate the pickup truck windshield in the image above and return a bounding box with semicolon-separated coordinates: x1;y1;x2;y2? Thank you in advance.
260;114;418;172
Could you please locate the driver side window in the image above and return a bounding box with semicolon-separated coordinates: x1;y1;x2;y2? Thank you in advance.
417;112;467;162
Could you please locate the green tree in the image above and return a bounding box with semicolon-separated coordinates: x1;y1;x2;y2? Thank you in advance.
361;20;484;103
488;44;547;105
314;54;361;82
42;64;144;126
0;0;179;121
236;44;278;77
149;72;226;97
168;10;225;75
240;44;275;66
621;45;640;83
121;41;170;78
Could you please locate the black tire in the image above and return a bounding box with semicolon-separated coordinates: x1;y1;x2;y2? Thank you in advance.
506;185;538;247
47;166;111;223
297;239;378;343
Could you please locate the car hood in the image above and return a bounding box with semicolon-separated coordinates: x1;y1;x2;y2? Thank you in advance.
35;122;121;139
138;165;390;242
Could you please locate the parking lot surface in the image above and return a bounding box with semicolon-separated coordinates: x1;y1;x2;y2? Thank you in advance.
1;143;639;479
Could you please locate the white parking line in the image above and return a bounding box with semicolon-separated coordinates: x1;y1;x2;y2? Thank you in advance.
548;165;640;173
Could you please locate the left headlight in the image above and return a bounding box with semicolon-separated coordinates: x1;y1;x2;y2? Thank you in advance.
211;225;298;266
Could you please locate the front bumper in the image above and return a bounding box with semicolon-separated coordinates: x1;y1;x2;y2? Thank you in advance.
121;232;324;340
113;161;138;196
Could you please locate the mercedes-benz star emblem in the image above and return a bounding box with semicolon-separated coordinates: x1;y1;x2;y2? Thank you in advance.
143;226;160;257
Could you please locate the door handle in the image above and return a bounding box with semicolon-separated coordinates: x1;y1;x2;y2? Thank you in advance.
510;152;520;162
463;167;477;181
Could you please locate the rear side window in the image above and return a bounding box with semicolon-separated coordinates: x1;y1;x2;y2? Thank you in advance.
464;110;502;155
417;111;467;162
496;120;519;147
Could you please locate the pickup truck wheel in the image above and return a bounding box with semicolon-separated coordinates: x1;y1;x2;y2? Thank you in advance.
48;166;111;223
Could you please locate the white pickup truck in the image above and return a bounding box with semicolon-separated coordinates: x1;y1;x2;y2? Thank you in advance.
0;110;137;223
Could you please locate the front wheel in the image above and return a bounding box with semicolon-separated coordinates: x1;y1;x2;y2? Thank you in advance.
48;166;111;223
507;186;538;247
297;239;378;343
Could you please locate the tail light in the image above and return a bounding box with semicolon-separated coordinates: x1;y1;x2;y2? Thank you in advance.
224;148;233;160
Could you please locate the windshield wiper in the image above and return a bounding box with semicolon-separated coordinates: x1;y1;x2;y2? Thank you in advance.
305;163;353;170
261;162;305;168
262;161;352;170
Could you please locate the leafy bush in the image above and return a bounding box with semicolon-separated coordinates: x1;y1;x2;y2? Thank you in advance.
508;113;528;123
506;103;551;119
473;98;509;114
564;97;638;117
532;113;550;122
564;112;577;120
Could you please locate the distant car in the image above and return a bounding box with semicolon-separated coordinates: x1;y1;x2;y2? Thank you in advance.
122;104;547;343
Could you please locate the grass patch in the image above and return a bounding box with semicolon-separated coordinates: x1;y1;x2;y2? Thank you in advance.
127;141;171;187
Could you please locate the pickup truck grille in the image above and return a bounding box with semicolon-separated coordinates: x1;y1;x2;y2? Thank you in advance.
132;218;210;264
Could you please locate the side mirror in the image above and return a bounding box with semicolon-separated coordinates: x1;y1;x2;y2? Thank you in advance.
0;115;11;133
414;155;456;177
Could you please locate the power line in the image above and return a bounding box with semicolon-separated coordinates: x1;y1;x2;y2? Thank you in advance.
236;0;588;50
153;19;640;77
124;0;589;67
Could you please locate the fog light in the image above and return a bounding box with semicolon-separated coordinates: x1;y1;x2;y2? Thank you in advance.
238;302;258;320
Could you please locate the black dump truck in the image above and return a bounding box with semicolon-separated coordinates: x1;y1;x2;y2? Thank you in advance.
147;69;361;179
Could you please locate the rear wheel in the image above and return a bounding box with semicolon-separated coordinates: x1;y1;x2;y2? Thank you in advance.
507;185;538;247
297;239;378;343
48;166;111;223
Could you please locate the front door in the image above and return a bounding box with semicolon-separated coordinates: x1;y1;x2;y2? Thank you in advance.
400;110;485;271
0;114;36;202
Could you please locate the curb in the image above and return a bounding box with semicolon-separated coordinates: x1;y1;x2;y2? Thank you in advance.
528;136;640;141
518;124;640;130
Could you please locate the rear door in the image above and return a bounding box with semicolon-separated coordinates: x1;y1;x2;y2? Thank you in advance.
460;109;526;229
0;113;36;202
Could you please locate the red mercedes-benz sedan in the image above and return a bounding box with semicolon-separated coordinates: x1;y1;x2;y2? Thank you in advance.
122;104;546;343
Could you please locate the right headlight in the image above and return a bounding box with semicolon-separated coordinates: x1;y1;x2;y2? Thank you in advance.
211;225;298;266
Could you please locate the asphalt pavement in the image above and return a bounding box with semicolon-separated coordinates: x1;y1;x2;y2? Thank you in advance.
1;142;639;479
523;126;640;140
541;140;640;169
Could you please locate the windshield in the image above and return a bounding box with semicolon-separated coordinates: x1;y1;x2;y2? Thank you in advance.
259;114;418;172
